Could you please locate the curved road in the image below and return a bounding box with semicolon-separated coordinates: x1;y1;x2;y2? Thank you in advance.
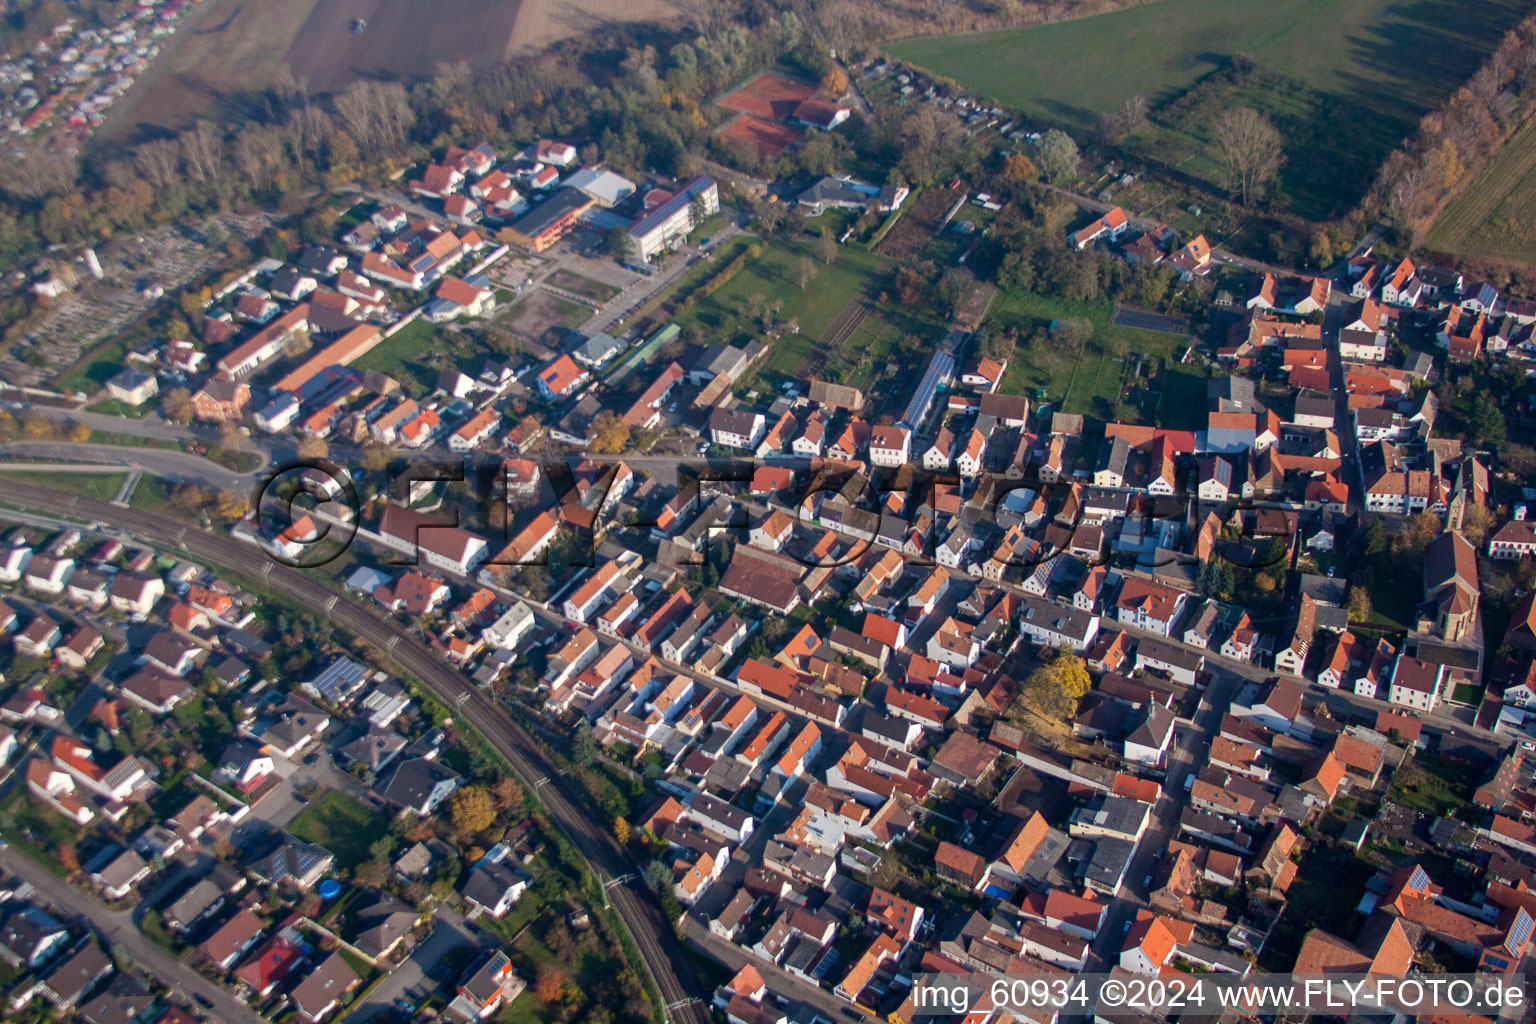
0;441;266;492
0;482;709;1024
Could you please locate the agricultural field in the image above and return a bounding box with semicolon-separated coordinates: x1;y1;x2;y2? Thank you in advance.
887;0;1531;219
1429;117;1536;263
101;0;678;139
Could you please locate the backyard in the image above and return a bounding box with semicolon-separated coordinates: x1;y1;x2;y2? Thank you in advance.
990;290;1189;420
287;789;390;869
352;319;496;396
671;236;890;349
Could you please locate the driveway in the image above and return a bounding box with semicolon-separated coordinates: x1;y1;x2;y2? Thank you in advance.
343;909;494;1023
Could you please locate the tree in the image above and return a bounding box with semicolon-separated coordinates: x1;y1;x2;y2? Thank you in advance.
218;418;245;452
1308;229;1334;270
797;256;818;289
613;816;631;845
572;722;597;767
1022;649;1091;722
1036;130;1080;185
491;776;524;814
606;227;635;262
817;231;838;265
213;491;247;521
821;67;849;96
1121;95;1149;134
535;965;570;1004
449;785;497;835
641;859;672;894
170;483;209;516
1002;153;1038;184
1346;585;1372;622
354;859;391;887
591;410;631;454
1463;502;1491;545
1197;558;1224;600
1471;396;1507;446
359;441;395;473
369;835;397;862
1050;318;1092;352
1211;107;1283;205
162;387;195;425
296;436;329;460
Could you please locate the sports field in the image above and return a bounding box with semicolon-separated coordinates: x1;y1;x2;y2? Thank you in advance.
1429;117;1536;263
718;72;816;120
719;115;803;161
887;0;1531;218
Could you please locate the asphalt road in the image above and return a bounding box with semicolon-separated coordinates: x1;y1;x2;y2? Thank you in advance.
0;845;267;1024
1085;672;1241;971
0;441;263;492
0;482;713;1024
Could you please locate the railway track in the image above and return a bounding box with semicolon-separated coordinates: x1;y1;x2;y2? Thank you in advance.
0;484;710;1024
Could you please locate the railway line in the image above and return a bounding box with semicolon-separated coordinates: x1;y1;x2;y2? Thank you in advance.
0;483;711;1024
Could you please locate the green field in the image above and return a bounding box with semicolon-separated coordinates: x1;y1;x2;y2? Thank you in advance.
53;334;138;397
353;319;493;396
672;238;889;347
288;789;389;869
1429;116;1536;262
991;290;1186;419
0;471;126;502
888;0;1531;218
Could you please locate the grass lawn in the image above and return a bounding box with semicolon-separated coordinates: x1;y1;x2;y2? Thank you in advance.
887;0;1530;218
1387;755;1474;816
992;289;1184;418
129;475;176;514
53;334;138;397
92;400;150;418
353;319;493;396
672;237;887;347
0;787;86;877
1363;571;1414;631
0;471;126;502
286;789;388;869
1429;116;1536;263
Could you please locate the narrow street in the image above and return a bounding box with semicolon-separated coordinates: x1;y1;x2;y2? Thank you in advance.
1085;672;1241;969
0;844;268;1024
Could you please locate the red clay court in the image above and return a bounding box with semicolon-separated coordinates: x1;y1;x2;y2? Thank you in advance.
718;71;816;120
719;115;803;161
